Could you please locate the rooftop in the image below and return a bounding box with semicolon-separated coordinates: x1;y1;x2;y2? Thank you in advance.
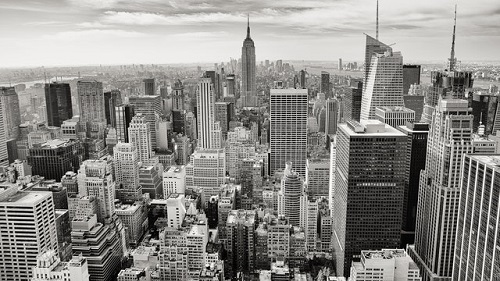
361;249;407;260
0;190;51;206
341;120;405;137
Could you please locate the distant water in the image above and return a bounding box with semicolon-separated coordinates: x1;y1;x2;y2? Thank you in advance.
0;76;79;88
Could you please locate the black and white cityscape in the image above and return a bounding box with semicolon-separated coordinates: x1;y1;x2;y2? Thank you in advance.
0;0;499;280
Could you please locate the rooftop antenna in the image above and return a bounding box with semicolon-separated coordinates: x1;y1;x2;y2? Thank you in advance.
246;13;251;39
449;4;457;72
376;0;379;40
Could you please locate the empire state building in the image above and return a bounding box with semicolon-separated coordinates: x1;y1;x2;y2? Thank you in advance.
241;16;257;107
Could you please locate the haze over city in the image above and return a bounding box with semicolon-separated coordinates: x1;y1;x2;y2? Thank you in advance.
1;0;500;67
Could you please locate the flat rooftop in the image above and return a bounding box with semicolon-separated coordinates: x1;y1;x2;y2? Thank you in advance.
341;120;405;137
0;190;50;206
361;249;407;260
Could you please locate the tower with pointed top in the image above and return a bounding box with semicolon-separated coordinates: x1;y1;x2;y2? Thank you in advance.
241;15;257;107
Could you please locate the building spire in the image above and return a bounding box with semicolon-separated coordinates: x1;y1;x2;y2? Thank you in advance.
246;14;251;39
449;4;457;71
376;0;379;40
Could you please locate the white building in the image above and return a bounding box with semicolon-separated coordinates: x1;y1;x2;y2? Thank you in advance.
163;166;186;198
360;49;404;120
166;193;186;229
114;142;142;202
375;106;415;129
270;88;308;178
0;187;59;281
32;250;90;281
185;148;226;191
128;113;152;164
197;78;222;149
350;249;421;281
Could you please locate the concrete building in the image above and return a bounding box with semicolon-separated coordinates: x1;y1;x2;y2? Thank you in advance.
103;90;122;126
267;215;291;262
334;120;406;277
166;193;186;229
138;165;163;199
115;202;148;247
409;99;473;281
197;78;222;149
226;210;256;277
306;157;330;201
279;162;303;227
143;78;155;96
325;98;339;135
115;105;135;143
114;142;141;203
163;166;186;197
128;95;162;150
375;106;415;129
0;188;58;281
32;250;90;281
270;88;308;178
241;18;257;107
452;155;500;281
344;79;363;122
350;249;421;281
128;114;153;164
361;46;404;120
185;148;226;191
403;65;421;95
77;81;105;124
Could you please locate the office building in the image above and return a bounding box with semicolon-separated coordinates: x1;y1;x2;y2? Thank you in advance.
321;71;330;95
77;159;116;223
185;148;226;190
363;35;392;86
115;202;148;247
267;215;291;262
334;120;406;277
375;106;415;128
403;95;425;123
226;74;236;98
338;58;343;70
325;98;339;135
143;78;155;96
113;142;142;203
344;79;363;122
166;193;186;229
71;215;123;281
77;81;105;124
280;162;303;227
403;65;421;95
350;249;421;281
103;90;122;126
360;48;404;120
28;139;84;181
0;94;8;166
32;250;90;281
226;210;256;278
306;157;330;200
197;78;222;149
470;91;500;135
0;188;59;281
425;71;473;108
116;268;146;281
115;104;135;142
453;155;500;281
0;87;21;140
241;18;257;107
128;113;152;164
129;95;162;149
172;79;184;111
397;123;428;246
270;88;308;178
138;165;163;199
215;101;233;137
409;99;473;281
44;83;73;127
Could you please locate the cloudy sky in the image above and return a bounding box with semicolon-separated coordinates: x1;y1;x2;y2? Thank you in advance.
0;0;499;67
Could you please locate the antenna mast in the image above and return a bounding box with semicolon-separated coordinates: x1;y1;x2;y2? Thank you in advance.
376;0;379;40
449;4;457;71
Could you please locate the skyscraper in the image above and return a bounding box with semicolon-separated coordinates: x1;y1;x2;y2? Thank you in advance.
279;163;303;227
241;16;257;107
0;86;21;140
143;78;155;96
172;79;184;111
128;95;161;149
453;154;500;281
226;210;256;278
77;159;116;223
363;35;392;86
397;122;428;246
104;90;122;126
409;99;473;281
113;142;141;203
321;71;330;96
334;120;406;277
77;80;105;124
0;187;59;281
375;106;415;129
128;113;152;164
44;83;73;127
197;78;222;149
270;88;308;178
325;98;339;135
344;79;363;122
114;104;134;142
360;47;405;120
0;93;8;166
403;65;421;95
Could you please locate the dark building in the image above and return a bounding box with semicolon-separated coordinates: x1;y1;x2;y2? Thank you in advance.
206;196;218;229
115;104;135;143
104;90;122;126
172;110;186;135
334;120;406;277
402;65;421;95
325;98;339;135
344;79;363;122
30;183;69;209
226;210;256;278
321;71;330;96
226;74;237;99
426;71;474;108
61;171;78;196
44;82;73;127
27;139;85;181
470;92;500;135
55;209;72;261
6;139;17;164
215;101;234;138
403;95;425;122
172;80;184;111
138;165;163;199
397;122;428;247
299;70;306;89
143;78;155;96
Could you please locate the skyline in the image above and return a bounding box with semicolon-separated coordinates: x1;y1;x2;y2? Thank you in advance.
0;0;500;67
